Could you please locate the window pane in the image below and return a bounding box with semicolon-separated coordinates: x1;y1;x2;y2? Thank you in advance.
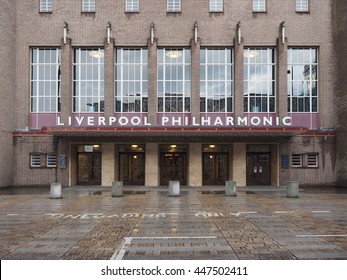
296;0;309;12
73;48;104;112
244;48;275;112
126;0;139;12
167;0;181;12
200;49;233;113
158;48;190;112
253;0;266;12
82;0;96;12
115;49;148;112
40;0;53;12
31;49;61;112
287;48;318;113
210;0;223;12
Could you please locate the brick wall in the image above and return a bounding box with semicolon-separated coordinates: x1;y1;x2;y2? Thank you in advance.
333;0;347;186
0;0;16;187
13;135;58;186
280;136;337;186
13;0;335;128
9;0;338;187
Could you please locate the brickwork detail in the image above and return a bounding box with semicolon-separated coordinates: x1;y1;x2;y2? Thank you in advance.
1;1;342;187
0;0;16;187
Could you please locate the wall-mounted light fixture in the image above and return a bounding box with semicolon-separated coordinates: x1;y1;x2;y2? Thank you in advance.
236;21;242;44
107;22;112;44
63;22;69;44
194;22;198;44
150;22;155;44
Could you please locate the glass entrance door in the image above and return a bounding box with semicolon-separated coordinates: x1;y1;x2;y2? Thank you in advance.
203;153;228;185
119;153;145;185
77;153;102;185
246;153;271;186
161;152;187;185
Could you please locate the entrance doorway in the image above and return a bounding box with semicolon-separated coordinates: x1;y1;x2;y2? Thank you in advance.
246;153;271;186
119;144;145;185
160;145;187;185
202;144;229;185
77;147;102;185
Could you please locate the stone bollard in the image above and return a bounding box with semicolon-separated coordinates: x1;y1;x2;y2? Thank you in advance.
112;181;123;197
169;181;180;197
287;181;299;198
50;183;62;199
225;181;237;196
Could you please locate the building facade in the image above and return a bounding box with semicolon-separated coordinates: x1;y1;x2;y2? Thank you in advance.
1;0;343;187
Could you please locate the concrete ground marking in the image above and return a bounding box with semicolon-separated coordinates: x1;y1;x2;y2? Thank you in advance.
110;236;219;260
296;234;347;238
230;211;258;216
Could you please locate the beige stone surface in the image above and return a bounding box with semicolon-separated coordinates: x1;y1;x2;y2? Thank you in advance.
102;143;115;186
145;143;159;186
232;143;246;186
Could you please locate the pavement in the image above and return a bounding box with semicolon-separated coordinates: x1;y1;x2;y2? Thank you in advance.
0;185;346;260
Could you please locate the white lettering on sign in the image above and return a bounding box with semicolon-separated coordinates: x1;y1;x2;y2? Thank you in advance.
56;115;293;127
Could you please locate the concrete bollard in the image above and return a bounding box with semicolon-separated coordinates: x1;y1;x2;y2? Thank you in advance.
225;181;237;196
169;181;180;197
50;183;62;199
287;181;299;198
112;181;123;197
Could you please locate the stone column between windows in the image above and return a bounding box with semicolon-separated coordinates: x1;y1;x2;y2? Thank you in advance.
277;38;288;121
232;143;246;186
234;38;244;120
148;38;158;125
191;38;201;124
145;143;159;187
101;143;115;186
60;38;72;125
188;143;202;186
104;38;115;120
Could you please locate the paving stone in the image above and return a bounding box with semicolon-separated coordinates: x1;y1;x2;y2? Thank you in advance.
0;186;346;260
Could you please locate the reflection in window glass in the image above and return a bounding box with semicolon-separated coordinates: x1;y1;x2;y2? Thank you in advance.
200;49;233;112
115;49;148;112
157;49;191;112
287;48;318;112
167;0;181;12
296;0;309;12
73;48;104;112
82;0;96;12
31;48;61;112
253;0;266;12
40;0;53;12
210;0;223;12
243;48;275;112
125;0;140;12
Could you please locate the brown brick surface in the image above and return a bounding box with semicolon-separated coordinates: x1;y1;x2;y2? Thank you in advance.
0;1;342;187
